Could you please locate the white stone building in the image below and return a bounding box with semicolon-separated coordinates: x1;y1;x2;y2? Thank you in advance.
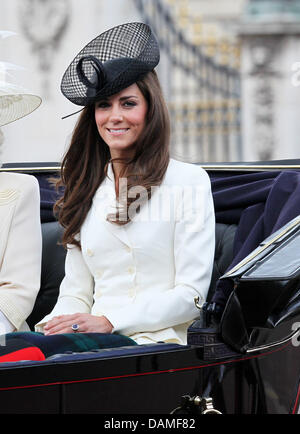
1;0;300;164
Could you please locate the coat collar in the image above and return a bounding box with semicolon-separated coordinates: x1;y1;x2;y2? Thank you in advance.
94;162;131;247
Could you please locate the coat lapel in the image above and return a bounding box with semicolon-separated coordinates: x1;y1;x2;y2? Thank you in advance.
0;189;19;269
93;163;131;247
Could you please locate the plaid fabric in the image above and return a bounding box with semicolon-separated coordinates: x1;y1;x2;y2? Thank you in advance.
5;332;137;358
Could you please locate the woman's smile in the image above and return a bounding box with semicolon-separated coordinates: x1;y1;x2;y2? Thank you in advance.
107;128;130;135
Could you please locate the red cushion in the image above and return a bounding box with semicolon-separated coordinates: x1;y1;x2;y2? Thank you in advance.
0;339;45;362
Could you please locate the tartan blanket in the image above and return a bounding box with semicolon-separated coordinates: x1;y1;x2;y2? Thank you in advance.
4;332;137;358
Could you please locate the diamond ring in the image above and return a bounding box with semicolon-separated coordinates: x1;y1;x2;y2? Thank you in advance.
71;324;80;332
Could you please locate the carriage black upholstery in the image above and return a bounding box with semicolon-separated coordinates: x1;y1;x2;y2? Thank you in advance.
26;221;237;330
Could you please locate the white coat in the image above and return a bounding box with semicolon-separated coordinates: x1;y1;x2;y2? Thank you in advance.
0;172;42;331
36;159;215;344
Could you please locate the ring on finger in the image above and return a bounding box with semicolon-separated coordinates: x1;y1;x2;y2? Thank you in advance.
71;323;80;333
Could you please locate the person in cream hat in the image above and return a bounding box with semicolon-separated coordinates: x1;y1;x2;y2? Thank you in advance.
0;36;42;334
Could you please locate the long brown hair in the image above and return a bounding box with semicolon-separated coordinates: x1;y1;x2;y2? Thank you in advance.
55;70;170;248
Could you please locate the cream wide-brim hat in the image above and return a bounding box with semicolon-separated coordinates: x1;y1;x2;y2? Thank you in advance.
0;32;42;127
0;83;41;127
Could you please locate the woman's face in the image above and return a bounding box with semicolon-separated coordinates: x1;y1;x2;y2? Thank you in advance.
95;83;148;158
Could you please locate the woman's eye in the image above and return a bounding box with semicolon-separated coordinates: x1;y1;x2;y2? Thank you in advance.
96;101;109;109
124;100;137;107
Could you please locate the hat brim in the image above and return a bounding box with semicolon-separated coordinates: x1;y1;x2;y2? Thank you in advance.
0;94;42;127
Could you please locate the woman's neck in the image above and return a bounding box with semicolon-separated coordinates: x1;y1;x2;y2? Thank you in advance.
111;162;123;196
110;150;135;195
111;160;124;181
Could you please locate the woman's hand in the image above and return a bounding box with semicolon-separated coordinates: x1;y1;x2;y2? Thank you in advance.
43;313;113;335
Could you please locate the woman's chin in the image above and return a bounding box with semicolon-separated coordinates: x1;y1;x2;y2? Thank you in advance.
108;142;136;156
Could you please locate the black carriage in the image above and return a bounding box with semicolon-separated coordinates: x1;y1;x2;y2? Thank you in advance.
0;160;299;415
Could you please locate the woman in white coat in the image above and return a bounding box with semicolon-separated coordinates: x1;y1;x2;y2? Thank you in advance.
0;69;42;333
36;23;215;345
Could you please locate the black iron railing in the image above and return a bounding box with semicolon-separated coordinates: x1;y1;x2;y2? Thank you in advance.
134;0;242;162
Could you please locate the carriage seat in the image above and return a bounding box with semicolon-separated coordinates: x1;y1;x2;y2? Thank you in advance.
26;221;237;330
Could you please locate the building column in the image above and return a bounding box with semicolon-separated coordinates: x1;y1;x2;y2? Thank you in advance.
238;0;300;161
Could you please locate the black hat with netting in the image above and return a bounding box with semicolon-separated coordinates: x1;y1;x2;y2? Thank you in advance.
61;22;160;106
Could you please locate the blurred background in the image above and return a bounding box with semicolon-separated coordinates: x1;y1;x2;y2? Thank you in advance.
0;0;300;164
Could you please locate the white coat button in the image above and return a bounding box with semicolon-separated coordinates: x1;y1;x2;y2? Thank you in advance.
128;267;135;275
86;248;94;257
124;245;132;253
128;288;135;297
95;269;103;279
